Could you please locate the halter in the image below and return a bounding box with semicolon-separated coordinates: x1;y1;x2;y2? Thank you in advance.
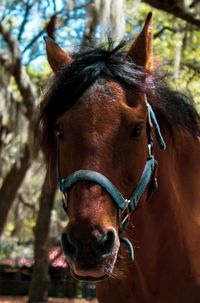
57;101;166;261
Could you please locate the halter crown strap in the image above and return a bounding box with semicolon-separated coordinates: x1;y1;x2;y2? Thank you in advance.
148;103;166;150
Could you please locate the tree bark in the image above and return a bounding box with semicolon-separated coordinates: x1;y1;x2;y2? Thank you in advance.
0;23;37;125
28;172;56;303
81;0;125;47
81;0;100;47
0;22;37;236
0;144;31;236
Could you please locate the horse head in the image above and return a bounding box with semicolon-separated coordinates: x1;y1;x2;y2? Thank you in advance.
42;14;160;282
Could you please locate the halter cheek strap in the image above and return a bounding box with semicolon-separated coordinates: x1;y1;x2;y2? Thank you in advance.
57;102;166;261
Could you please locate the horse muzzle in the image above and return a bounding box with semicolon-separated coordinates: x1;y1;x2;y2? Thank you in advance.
61;225;120;280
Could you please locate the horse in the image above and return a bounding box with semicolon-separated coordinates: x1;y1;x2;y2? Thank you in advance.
38;13;200;303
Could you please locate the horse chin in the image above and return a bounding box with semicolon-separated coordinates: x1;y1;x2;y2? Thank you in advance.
71;271;108;282
70;262;113;283
69;250;119;282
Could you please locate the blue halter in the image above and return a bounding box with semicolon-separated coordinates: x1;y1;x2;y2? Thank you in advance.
57;102;166;261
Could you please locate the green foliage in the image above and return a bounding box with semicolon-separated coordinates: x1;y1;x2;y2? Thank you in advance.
126;3;200;107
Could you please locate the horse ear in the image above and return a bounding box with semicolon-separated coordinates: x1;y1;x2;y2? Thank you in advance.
44;36;72;74
126;13;153;71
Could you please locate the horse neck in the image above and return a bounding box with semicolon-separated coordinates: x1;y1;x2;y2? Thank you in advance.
128;128;200;293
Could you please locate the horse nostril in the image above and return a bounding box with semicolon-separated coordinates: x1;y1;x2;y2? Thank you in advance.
62;229;116;263
61;233;77;261
97;230;115;261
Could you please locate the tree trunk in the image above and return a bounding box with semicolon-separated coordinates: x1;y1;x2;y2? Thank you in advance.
0;23;38;237
0;144;31;236
173;34;182;80
81;0;125;47
28;172;56;303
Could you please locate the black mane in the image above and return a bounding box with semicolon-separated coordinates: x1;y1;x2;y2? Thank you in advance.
38;40;200;155
40;40;146;124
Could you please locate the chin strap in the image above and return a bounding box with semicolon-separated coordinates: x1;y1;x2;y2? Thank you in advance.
120;237;134;261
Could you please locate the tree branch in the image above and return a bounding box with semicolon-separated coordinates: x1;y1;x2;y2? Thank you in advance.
18;193;36;211
0;144;31;236
28;172;56;303
81;2;99;48
22;28;45;55
154;25;193;38
0;50;12;69
22;11;60;54
189;0;200;9
181;61;200;74
142;0;200;28
154;26;176;38
18;0;33;41
22;4;84;55
0;23;37;124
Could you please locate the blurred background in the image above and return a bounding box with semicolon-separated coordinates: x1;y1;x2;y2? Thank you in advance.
0;0;199;302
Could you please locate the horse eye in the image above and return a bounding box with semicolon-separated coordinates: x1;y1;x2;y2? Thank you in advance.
54;124;63;139
130;123;144;138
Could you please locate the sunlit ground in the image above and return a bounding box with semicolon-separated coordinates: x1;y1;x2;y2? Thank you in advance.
0;297;98;303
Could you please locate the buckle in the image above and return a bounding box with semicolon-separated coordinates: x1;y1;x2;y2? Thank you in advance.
148;143;153;158
119;199;131;231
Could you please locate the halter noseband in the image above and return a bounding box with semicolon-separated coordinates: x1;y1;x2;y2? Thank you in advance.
57;101;166;261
